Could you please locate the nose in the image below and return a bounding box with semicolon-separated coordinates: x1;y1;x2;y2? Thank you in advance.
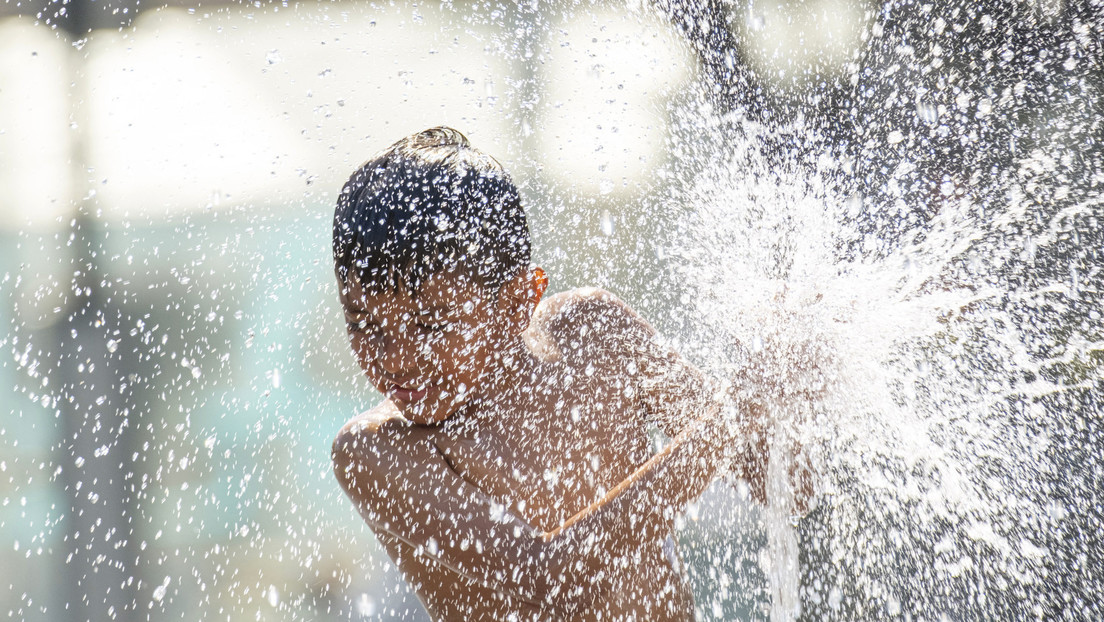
375;333;408;376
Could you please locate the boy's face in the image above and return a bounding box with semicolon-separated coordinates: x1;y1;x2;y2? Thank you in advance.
338;269;514;425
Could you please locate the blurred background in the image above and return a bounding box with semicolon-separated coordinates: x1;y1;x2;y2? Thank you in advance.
1;0;1101;620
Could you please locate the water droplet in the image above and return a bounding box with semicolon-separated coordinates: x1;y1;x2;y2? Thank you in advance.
152;577;170;602
356;594;377;616
976;98;993;117
266;585;279;607
916;101;938;125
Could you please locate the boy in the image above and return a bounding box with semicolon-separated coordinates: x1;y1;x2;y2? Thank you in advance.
331;127;769;620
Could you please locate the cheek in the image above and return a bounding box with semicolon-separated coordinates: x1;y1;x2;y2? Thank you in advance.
347;333;373;367
451;327;493;359
431;332;489;373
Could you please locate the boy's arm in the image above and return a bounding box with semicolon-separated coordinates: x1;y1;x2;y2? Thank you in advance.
562;290;817;510
333;401;735;614
332;413;561;608
542;400;734;541
537;288;768;525
538;289;769;496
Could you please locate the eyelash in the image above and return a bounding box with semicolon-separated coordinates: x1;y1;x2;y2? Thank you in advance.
346;319;377;333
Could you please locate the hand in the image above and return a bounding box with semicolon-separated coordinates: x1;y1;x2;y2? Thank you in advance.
722;332;832;515
722;396;816;515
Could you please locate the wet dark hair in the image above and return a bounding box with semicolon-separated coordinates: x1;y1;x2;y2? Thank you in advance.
333;127;531;296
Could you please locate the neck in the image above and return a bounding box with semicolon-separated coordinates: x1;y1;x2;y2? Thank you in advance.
452;333;540;430
492;332;533;379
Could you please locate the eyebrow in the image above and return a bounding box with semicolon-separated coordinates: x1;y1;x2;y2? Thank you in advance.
415;305;454;315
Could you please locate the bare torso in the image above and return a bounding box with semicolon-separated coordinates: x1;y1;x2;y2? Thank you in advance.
377;421;695;621
352;289;697;620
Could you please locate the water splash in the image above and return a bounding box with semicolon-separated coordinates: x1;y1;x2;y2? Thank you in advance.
669;89;1102;616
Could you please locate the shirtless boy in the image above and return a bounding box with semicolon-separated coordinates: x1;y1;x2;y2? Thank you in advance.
331;127;771;620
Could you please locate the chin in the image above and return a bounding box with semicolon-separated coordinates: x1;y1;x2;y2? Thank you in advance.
401;400;452;426
389;382;475;425
409;411;453;426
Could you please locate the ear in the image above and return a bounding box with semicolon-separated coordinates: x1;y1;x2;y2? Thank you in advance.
499;266;548;334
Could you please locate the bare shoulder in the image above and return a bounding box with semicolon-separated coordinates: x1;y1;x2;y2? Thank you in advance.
531;287;655;356
332;401;413;470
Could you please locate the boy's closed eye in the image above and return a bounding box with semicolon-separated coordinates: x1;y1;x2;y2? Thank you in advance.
412;307;456;332
344;313;382;333
345;311;453;334
414;318;450;332
346;318;377;333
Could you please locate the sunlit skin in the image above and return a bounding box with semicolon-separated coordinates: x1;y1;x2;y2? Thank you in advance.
332;266;781;620
338;269;518;426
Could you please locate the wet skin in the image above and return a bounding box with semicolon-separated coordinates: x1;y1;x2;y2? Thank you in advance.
333;268;761;620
